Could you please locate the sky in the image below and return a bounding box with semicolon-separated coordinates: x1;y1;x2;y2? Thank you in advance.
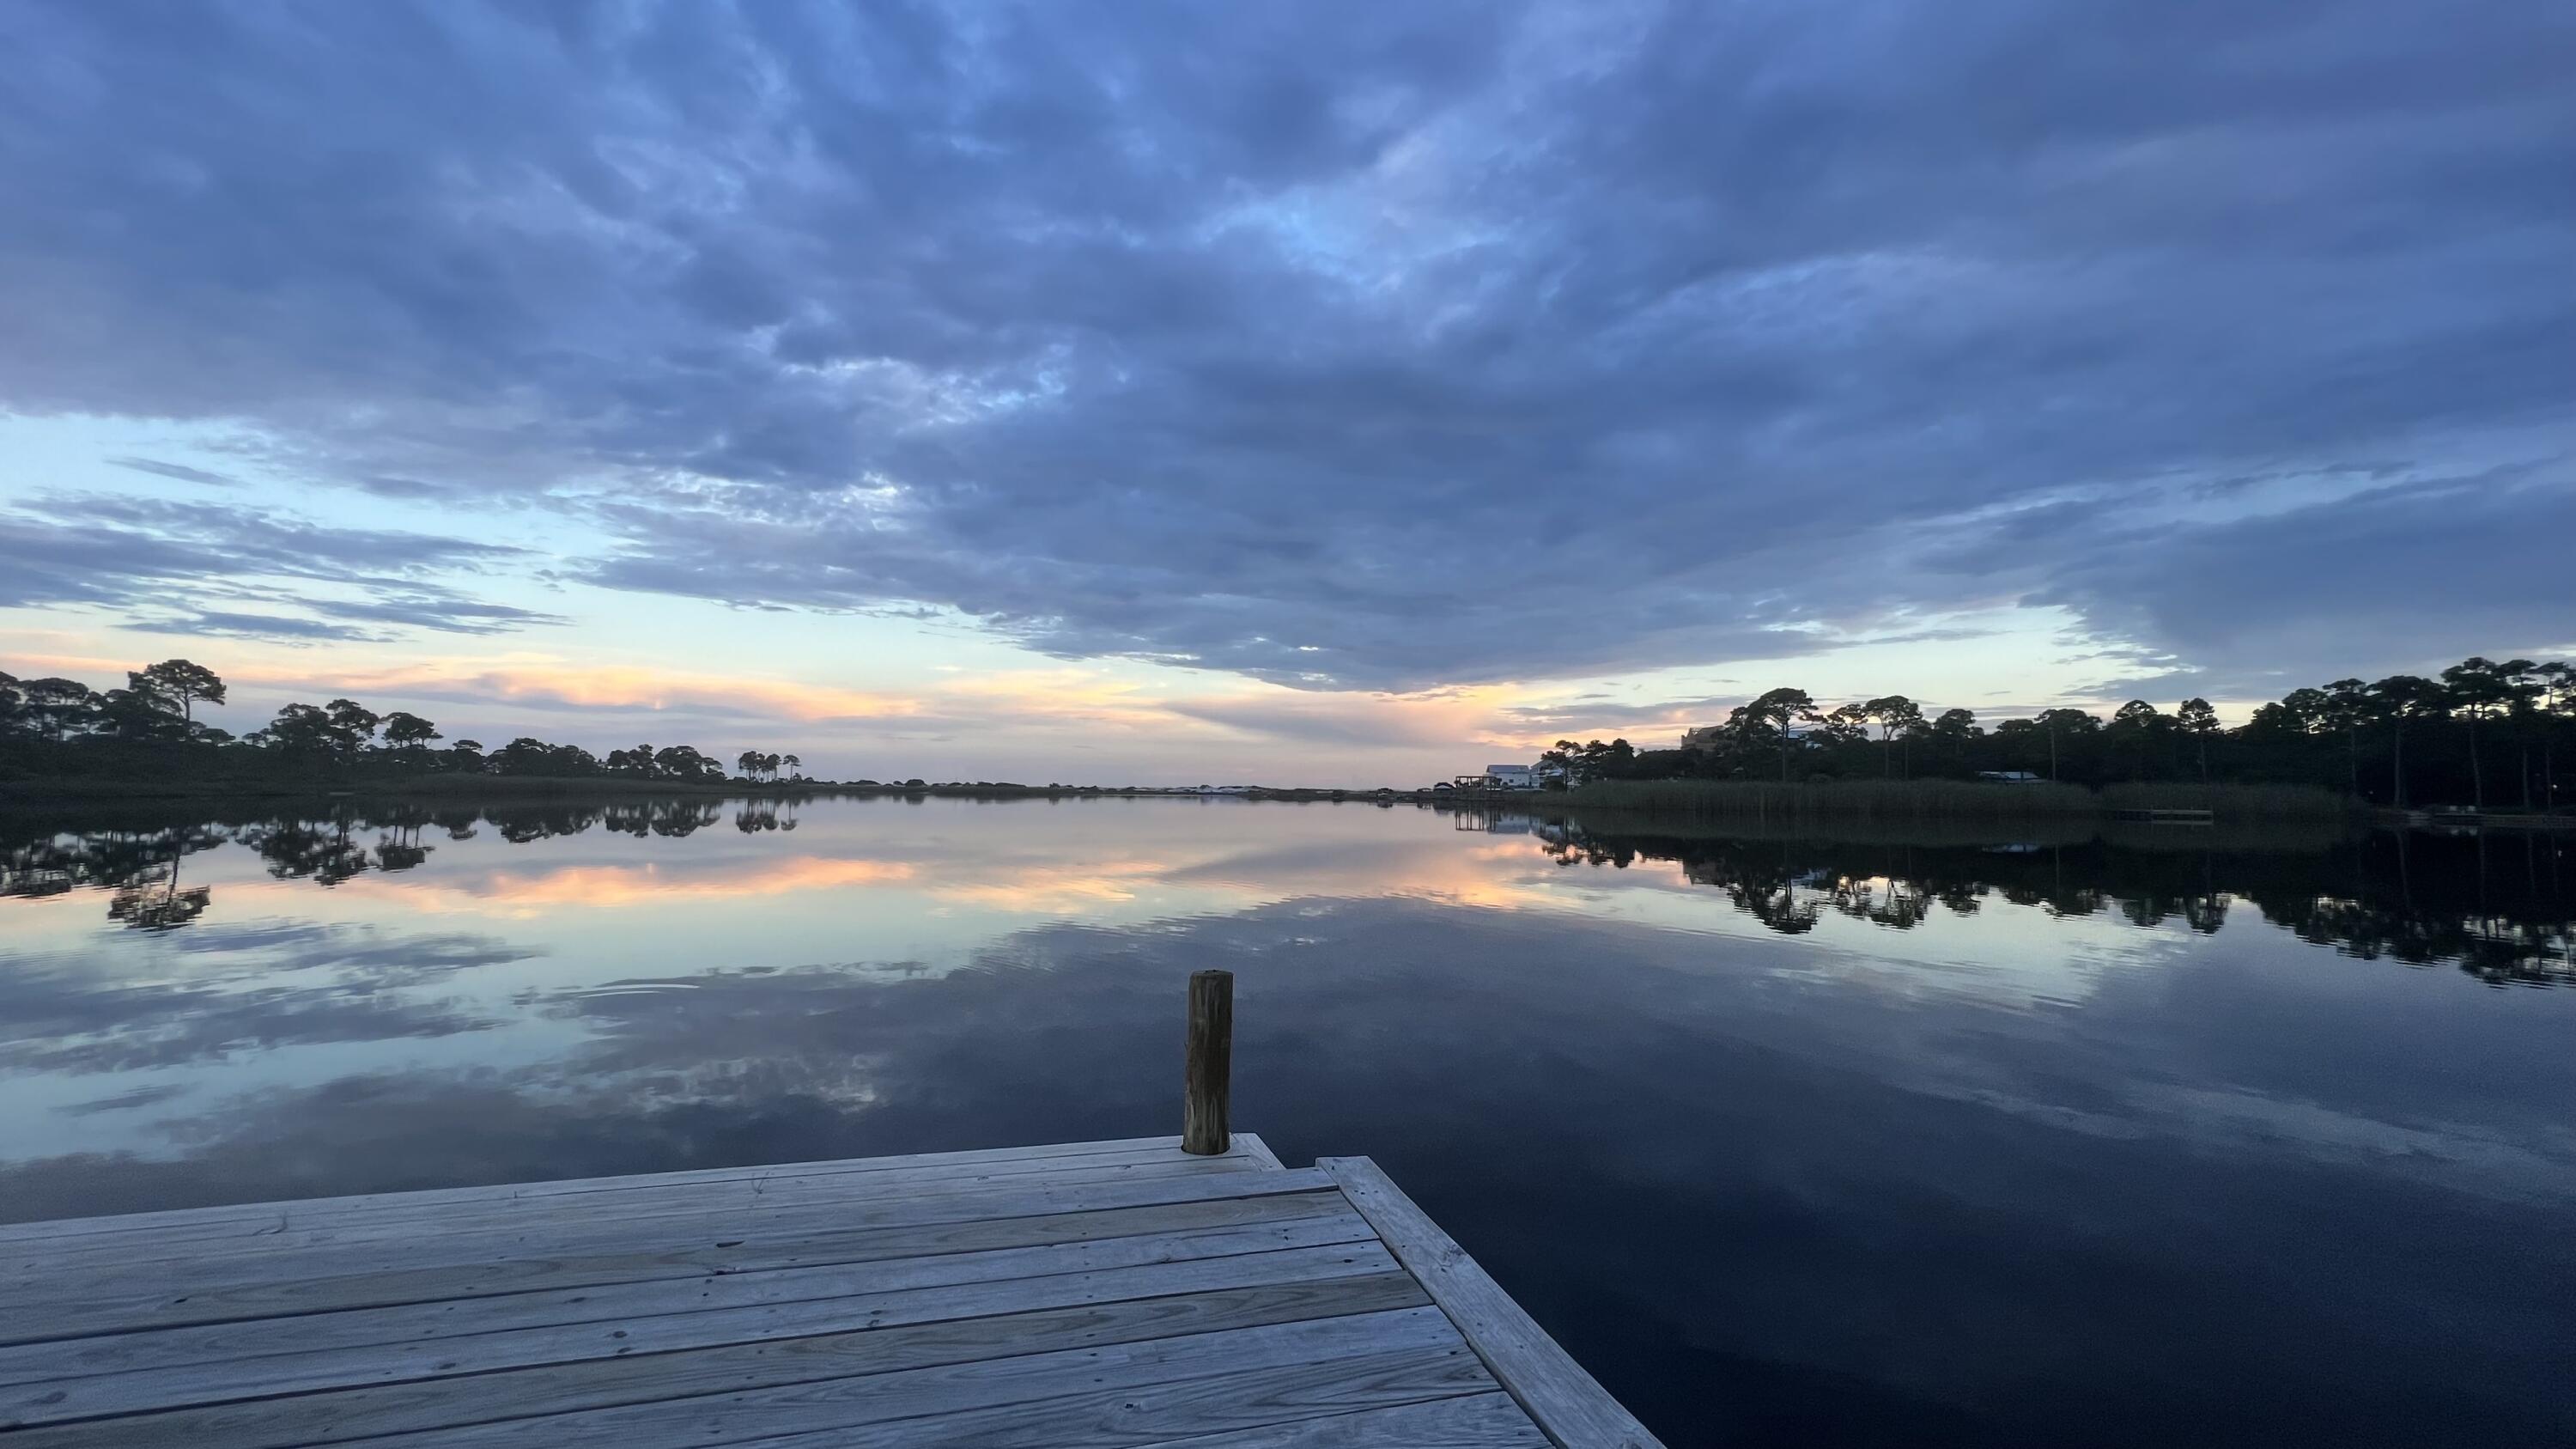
1;0;2569;785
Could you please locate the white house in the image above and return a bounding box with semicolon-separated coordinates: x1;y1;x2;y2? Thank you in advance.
1485;764;1540;789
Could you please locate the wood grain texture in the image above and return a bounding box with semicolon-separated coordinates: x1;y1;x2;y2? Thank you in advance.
5;1224;1391;1427
3;1135;1658;1449
5;1271;1435;1448
1319;1158;1665;1449
1184;969;1235;1154
1133;1391;1551;1446
1235;1132;1289;1172
0;1200;1359;1391
3;1168;1334;1342
333;1305;1470;1448
741;1341;1499;1449
0;1135;1215;1243
10;1150;1271;1276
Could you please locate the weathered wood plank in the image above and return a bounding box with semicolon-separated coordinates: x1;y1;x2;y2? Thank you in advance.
3;1135;1657;1449
5;1219;1387;1424
1133;1391;1550;1446
10;1152;1270;1276
0;1135;1221;1243
5;1264;1430;1446
0;1196;1359;1390
19;1276;1435;1446
1319;1159;1664;1449
1;1169;1334;1343
738;1342;1499;1449
313;1305;1472;1448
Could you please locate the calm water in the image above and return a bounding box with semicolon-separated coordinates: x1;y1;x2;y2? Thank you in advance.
3;795;2572;1446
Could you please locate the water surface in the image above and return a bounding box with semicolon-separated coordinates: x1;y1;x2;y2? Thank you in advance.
3;795;2571;1446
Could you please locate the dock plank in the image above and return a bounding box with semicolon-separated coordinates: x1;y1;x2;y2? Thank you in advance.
0;1200;1363;1391
6;1226;1391;1426
739;1342;1501;1449
1133;1391;1552;1446
3;1168;1335;1342
1321;1158;1665;1449
338;1305;1470;1448
1;1136;1654;1449
0;1135;1251;1244
5;1271;1435;1448
9;1151;1271;1275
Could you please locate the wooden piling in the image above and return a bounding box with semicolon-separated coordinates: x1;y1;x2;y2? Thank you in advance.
1182;969;1233;1154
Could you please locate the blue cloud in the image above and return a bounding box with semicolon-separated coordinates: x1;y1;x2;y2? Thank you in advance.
0;495;567;642
106;457;239;488
0;0;2567;689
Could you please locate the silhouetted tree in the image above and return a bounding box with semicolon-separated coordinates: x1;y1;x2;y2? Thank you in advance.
2176;697;2220;782
656;745;723;781
135;660;225;725
252;703;341;757
2319;679;2370;795
96;686;185;740
1735;688;1819;782
2369;674;2444;808
2500;660;2546;810
2111;700;2162;780
2440;658;2511;810
2036;708;2097;782
380;711;440;758
325;698;381;755
15;678;100;740
2541;663;2575;812
1863;695;1923;778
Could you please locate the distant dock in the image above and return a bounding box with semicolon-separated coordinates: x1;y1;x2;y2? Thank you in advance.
2376;807;2576;832
2108;807;2215;824
0;973;1661;1447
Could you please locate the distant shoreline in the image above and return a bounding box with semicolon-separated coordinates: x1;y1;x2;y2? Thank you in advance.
8;772;2573;831
0;775;1438;807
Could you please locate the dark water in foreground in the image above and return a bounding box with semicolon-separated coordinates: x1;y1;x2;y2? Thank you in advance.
3;796;2571;1446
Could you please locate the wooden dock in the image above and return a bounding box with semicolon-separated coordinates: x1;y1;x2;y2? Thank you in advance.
2108;807;2215;824
0;974;1661;1447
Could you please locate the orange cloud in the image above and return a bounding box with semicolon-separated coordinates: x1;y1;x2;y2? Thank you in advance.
315;855;923;914
265;658;928;722
1;632;1580;764
922;854;1176;912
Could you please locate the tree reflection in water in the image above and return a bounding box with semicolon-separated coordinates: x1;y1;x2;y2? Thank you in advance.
1522;813;2573;987
0;796;735;924
732;801;799;833
2;800;2570;985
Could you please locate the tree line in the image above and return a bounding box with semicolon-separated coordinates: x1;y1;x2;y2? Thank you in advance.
0;660;812;786
1540;656;2576;811
1534;822;2573;986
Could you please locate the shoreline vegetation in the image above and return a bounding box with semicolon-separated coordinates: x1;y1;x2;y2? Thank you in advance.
7;654;2575;825
0;771;2511;835
4;802;2564;988
1552;778;2359;824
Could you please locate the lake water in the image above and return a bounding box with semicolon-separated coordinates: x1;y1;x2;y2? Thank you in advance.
3;795;2571;1446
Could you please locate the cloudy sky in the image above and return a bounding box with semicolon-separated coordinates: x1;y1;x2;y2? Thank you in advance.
2;0;2568;783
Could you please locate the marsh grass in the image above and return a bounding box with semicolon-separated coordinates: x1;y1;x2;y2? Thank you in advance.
1558;778;2099;821
1560;777;2360;825
2100;782;2354;821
